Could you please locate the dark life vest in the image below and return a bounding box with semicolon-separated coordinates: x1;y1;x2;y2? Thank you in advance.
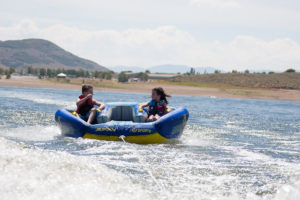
148;100;166;116
76;95;94;115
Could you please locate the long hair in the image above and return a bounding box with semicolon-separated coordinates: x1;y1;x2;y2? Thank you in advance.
152;87;171;104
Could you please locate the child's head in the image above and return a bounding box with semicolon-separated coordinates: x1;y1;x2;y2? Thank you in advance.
82;84;93;96
152;87;171;104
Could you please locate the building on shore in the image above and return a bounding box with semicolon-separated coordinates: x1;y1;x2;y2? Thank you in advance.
123;72;178;82
147;73;177;80
57;73;67;78
128;78;140;82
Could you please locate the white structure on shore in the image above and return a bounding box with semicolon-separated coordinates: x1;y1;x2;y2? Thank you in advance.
57;73;67;78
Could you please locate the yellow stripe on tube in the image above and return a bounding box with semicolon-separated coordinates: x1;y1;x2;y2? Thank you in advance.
82;132;167;144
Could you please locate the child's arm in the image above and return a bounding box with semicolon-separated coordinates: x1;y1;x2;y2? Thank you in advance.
94;101;105;110
164;103;170;112
139;102;150;109
76;94;92;107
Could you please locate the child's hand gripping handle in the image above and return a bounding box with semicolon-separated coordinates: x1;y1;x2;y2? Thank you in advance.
138;104;143;112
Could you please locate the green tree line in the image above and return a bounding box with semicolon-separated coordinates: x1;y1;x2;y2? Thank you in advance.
0;67;15;79
183;67;297;75
117;72;149;83
0;66;114;79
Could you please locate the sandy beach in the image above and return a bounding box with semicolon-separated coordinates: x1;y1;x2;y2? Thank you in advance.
1;76;300;101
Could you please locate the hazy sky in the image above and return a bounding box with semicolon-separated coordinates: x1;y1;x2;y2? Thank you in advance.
1;0;300;71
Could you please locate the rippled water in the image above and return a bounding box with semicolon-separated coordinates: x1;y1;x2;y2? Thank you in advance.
0;86;299;200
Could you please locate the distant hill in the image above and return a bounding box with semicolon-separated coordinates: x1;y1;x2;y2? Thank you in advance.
109;66;145;73
148;65;218;73
0;39;109;71
148;64;190;73
110;64;218;73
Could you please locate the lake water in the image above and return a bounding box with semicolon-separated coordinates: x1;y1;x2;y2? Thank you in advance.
0;86;299;200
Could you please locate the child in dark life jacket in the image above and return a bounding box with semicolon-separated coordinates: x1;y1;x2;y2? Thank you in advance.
76;84;105;124
139;87;171;121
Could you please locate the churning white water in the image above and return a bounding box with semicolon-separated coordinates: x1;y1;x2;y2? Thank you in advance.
0;86;299;200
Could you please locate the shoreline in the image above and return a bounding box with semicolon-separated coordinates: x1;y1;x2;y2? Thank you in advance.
1;77;300;101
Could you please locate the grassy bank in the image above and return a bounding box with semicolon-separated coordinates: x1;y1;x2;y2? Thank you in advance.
1;76;300;101
46;78;126;89
170;73;300;90
45;72;300;93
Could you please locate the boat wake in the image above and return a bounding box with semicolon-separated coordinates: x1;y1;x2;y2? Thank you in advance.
0;124;299;200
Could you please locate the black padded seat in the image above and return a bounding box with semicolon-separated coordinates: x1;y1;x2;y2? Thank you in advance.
109;106;134;121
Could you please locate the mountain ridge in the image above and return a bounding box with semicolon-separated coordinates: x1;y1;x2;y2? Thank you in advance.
109;64;218;74
0;38;109;71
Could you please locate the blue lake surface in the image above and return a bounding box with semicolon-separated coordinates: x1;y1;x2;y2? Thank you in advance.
0;86;299;200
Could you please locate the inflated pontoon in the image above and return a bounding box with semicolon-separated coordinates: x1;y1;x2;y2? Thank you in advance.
55;102;189;144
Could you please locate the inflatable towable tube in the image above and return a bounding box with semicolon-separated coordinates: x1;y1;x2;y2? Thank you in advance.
55;102;189;144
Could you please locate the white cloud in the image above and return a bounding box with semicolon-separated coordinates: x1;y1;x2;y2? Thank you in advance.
0;19;300;71
190;0;240;8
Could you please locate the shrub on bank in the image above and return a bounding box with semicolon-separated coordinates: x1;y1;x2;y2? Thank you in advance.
285;68;295;73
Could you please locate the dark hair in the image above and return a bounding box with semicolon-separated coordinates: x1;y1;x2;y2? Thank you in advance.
152;87;171;104
82;84;93;93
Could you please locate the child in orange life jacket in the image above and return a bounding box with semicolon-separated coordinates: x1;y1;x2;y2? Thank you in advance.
76;84;105;124
139;87;171;121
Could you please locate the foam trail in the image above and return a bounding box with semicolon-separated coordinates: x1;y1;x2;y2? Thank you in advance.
0;90;73;106
1;87;299;200
119;135;167;194
0;126;60;141
0;137;151;200
274;180;300;200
